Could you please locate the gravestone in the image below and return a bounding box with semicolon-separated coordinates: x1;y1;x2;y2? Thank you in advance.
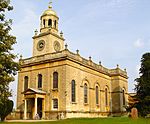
131;107;138;119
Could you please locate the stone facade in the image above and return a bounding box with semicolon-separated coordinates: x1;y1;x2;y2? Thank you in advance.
16;3;128;120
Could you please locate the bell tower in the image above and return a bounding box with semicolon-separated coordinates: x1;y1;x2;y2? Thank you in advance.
40;2;58;34
32;2;65;57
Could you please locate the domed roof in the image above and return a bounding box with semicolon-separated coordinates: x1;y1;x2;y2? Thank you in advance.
42;3;57;17
42;8;57;16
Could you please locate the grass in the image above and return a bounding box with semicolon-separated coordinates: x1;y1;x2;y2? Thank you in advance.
1;117;150;124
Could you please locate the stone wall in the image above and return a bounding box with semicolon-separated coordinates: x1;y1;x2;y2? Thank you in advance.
16;50;128;119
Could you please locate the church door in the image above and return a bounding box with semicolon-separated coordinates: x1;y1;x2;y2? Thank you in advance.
37;98;43;119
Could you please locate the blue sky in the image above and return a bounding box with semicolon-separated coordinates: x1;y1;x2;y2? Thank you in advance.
8;0;150;107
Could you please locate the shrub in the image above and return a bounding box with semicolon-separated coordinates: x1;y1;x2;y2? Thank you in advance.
0;99;14;121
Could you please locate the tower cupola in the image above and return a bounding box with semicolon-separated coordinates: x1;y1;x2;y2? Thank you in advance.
40;2;59;34
32;1;65;57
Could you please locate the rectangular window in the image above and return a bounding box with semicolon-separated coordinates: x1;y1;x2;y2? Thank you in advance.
105;88;108;106
38;74;42;89
53;99;58;109
24;76;28;91
43;19;45;27
53;72;58;89
123;90;125;105
84;84;88;104
96;86;99;105
71;80;76;102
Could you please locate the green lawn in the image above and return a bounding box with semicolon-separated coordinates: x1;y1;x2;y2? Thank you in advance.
1;117;150;124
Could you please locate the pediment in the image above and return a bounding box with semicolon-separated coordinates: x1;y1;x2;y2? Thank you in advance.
22;88;46;95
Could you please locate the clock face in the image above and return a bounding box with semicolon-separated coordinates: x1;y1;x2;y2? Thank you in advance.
54;41;61;52
37;40;45;51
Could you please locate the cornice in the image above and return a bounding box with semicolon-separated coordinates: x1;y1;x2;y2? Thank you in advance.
32;30;65;41
19;49;128;79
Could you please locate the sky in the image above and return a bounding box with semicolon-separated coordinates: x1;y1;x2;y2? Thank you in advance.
7;0;150;108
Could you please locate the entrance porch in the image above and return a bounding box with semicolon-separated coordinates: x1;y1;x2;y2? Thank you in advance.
22;88;46;119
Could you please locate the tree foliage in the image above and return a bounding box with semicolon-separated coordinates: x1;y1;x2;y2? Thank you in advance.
135;53;150;117
0;0;19;121
0;99;13;121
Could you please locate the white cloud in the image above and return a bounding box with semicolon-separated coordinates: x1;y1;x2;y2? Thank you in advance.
134;39;144;48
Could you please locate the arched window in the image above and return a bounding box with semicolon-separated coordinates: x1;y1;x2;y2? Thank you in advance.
96;86;99;105
38;74;42;89
24;76;28;91
53;99;58;109
123;89;125;105
43;19;45;27
54;20;57;28
48;19;52;27
53;72;58;89
84;83;88;104
105;88;108;106
71;80;76;102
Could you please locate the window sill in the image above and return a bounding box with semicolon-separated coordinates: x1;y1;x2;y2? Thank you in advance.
71;102;77;104
52;109;58;111
96;104;100;107
52;88;58;91
84;103;89;106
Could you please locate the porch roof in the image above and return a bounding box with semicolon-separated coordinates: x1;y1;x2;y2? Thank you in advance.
22;88;46;95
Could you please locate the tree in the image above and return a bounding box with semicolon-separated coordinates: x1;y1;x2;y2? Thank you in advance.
0;99;13;121
0;0;19;121
135;53;150;117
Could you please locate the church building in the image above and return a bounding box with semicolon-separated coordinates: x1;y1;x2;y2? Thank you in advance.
16;3;128;120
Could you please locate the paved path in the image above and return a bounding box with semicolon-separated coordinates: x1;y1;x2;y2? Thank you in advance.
6;120;57;122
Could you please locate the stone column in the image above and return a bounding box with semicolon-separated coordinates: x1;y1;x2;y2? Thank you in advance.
35;97;38;116
42;99;45;119
24;99;27;120
120;88;123;112
110;98;112;115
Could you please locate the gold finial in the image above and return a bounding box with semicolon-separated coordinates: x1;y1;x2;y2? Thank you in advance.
89;56;92;61
20;55;23;60
76;49;79;55
65;43;68;50
60;31;63;37
117;64;119;68
99;61;102;65
48;0;52;9
34;29;38;36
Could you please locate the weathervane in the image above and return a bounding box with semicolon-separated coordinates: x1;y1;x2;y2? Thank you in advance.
48;0;52;9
